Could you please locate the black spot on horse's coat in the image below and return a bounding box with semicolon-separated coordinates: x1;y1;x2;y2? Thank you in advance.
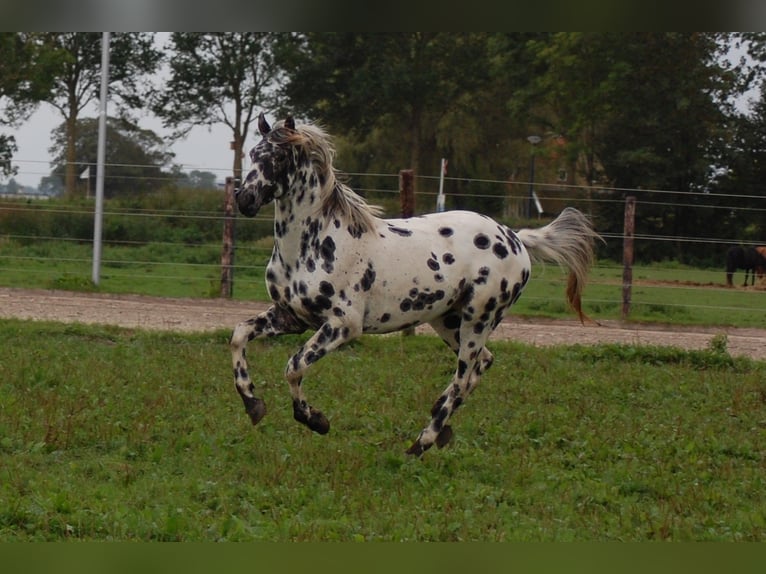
319;281;335;297
443;312;461;330
492;242;509;259
360;263;376;291
380;313;391;323
473;234;490;249
388;225;413;237
269;285;280;300
442;253;455;265
320;236;336;273
458;360;468;378
434;273;444;282
305;258;316;272
438;227;454;237
511;282;523;304
427;258;440;271
431;395;447;417
400;299;413;312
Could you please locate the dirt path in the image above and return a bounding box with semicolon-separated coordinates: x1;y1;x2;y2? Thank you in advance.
1;287;765;360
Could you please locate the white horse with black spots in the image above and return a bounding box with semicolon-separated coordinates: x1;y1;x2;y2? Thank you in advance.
230;114;601;456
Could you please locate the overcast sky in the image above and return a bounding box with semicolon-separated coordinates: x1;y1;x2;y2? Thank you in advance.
9;31;239;188
10;88;238;188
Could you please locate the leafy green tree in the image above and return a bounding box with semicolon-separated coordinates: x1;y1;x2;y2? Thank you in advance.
151;33;281;180
174;169;218;190
0;32;62;177
279;34;501;181
28;33;161;196
713;82;766;243
48;117;174;198
524;33;744;261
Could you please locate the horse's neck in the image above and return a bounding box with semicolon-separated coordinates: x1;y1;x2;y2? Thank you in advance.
272;169;325;256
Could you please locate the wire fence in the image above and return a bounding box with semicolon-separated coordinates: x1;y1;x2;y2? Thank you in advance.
2;161;766;327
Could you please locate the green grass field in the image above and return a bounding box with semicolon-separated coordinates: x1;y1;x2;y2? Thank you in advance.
2;319;765;541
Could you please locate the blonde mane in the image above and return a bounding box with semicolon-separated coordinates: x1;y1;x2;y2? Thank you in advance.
275;121;383;232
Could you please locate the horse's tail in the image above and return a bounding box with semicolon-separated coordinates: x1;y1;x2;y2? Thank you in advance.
515;207;602;324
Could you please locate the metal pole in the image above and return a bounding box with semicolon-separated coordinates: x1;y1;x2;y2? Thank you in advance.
527;153;535;219
92;32;110;285
526;135;541;219
436;158;446;212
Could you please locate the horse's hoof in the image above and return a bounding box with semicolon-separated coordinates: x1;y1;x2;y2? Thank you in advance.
245;397;267;426
293;402;330;434
406;439;434;457
435;425;453;449
406;442;424;457
308;409;330;435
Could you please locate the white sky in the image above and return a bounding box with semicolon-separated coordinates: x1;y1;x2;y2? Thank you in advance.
9;31;239;188
10;90;238;188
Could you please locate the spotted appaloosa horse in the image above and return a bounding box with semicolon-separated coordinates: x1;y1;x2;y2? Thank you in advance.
230;114;601;456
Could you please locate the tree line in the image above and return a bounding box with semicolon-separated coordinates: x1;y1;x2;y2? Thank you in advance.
2;32;766;263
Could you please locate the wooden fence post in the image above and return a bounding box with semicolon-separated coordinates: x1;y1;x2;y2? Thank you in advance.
399;169;415;219
220;176;237;298
400;169;415;336
622;196;636;321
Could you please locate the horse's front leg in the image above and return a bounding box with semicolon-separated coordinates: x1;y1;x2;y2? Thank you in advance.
285;319;360;435
229;305;306;426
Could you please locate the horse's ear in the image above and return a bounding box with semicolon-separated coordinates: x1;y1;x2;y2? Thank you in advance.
285;115;295;130
258;113;271;136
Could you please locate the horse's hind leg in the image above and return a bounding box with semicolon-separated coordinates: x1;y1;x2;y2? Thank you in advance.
229;305;306;426
407;316;496;456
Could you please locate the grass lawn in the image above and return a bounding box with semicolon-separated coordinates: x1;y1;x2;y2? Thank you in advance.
1;319;765;541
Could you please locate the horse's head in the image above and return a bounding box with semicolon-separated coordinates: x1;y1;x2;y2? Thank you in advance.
236;113;299;218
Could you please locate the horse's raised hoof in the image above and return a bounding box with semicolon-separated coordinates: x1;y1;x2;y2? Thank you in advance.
435;425;453;449
244;397;267;426
293;401;330;435
307;409;330;435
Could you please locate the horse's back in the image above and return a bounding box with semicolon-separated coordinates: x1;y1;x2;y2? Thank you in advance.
356;210;531;333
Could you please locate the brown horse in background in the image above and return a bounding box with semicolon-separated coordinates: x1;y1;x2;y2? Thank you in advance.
756;247;766;282
725;246;766;287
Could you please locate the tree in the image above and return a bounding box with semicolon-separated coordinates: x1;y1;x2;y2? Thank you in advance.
173;169;218;190
151;33;282;181
524;33;745;261
27;33;161;196
279;33;500;182
48;117;175;198
0;32;62;178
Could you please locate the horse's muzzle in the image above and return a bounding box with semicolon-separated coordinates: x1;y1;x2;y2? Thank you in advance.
236;185;266;218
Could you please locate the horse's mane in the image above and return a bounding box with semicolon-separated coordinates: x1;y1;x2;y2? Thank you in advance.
271;120;383;232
